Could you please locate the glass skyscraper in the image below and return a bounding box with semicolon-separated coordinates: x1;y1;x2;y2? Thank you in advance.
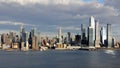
58;27;62;44
100;27;107;46
95;20;100;48
88;16;95;46
107;24;112;48
88;27;94;46
89;16;95;41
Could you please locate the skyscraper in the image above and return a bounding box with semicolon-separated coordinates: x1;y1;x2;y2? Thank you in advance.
89;16;95;28
94;20;100;48
58;27;62;44
88;27;94;46
32;35;39;50
31;28;36;37
21;32;29;51
100;27;107;46
20;25;25;43
81;24;86;39
89;16;95;41
67;32;71;44
81;24;87;45
112;37;115;48
20;25;25;33
25;32;29;50
107;24;112;48
38;32;41;46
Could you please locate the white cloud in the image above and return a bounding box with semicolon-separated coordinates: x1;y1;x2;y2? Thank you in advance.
0;0;85;5
0;21;37;26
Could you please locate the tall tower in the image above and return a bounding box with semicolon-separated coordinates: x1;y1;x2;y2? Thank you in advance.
38;32;41;46
89;16;95;28
88;16;95;47
25;32;29;50
20;25;25;33
100;27;107;46
58;27;62;43
89;16;95;41
21;32;29;51
88;27;94;47
31;28;36;37
94;20;100;48
107;24;112;48
81;24;86;40
20;25;25;42
32;35;39;50
67;32;71;44
81;24;87;45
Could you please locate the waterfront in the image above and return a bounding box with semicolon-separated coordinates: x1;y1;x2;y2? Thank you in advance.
0;50;120;68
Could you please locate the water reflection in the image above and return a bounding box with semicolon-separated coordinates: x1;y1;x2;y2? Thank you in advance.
105;50;116;55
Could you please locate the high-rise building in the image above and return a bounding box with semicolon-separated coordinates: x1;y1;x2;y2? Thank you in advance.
25;32;29;50
94;20;100;48
21;31;29;51
88;27;94;46
71;34;75;42
20;25;25;33
89;16;95;41
75;34;81;46
89;16;95;28
112;37;115;48
32;35;39;50
38;32;41;46
67;32;71;44
21;32;26;42
107;24;112;48
81;24;87;45
100;27;107;46
31;28;36;37
58;27;62;44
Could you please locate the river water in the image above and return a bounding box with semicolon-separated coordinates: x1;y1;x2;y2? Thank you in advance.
0;50;120;68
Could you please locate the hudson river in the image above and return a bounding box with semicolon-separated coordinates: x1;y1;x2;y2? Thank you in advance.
0;50;120;68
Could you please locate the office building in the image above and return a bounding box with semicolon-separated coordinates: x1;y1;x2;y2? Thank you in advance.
81;24;87;45
21;32;29;51
112;37;115;48
89;16;95;41
88;27;94;46
31;28;36;37
32;35;39;50
25;32;29;50
58;27;62;44
94;20;100;48
38;32;41;46
75;34;81;46
100;27;107;46
71;34;75;42
107;24;112;48
67;32;71;44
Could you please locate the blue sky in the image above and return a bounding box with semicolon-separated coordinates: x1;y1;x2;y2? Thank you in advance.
0;0;120;41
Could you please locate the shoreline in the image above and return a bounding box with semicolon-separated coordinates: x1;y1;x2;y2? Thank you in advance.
0;48;120;52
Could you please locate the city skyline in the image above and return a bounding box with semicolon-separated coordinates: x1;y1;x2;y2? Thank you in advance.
0;16;117;50
0;0;120;41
